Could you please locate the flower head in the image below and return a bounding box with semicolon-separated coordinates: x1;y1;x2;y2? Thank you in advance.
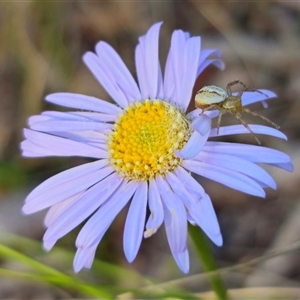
21;22;293;273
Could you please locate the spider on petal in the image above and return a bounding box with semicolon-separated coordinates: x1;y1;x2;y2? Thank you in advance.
195;80;280;145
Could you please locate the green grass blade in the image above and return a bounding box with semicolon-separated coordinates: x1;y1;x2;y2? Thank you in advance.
188;224;229;300
0;243;112;298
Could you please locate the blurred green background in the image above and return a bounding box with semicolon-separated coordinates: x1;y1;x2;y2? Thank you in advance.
0;1;299;299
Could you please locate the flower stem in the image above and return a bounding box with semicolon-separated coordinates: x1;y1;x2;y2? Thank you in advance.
188;224;229;300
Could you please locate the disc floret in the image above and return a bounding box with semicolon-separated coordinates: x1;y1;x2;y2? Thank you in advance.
108;100;192;180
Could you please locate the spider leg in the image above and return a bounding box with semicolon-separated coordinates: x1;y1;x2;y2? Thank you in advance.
242;107;280;129
226;81;268;98
216;111;224;135
226;80;240;96
200;104;219;114
243;88;268;98
200;107;208;114
199;104;223;134
236;81;247;98
233;112;261;145
226;80;247;97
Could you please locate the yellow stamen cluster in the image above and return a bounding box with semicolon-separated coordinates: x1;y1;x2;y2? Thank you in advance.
108;99;192;181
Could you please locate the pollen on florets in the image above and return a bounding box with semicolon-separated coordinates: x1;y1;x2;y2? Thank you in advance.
107;99;192;181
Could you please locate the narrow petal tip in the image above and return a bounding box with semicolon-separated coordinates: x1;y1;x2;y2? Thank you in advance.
192;114;212;136
176;130;209;159
212;234;223;247
43;240;56;251
144;227;158;238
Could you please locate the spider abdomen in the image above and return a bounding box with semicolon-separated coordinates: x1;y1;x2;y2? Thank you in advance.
195;85;227;109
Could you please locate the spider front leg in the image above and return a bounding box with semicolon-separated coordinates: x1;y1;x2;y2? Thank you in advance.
226;80;247;97
241;107;280;129
226;80;269;99
242;88;269;99
232;112;261;145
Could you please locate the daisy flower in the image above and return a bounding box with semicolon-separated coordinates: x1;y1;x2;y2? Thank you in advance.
21;22;293;273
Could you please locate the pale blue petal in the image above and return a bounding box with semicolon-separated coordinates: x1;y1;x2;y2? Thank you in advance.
143;22;163;99
197;48;225;76
203;142;292;167
43;173;123;242
28;111;82;126
37;111;115;132
156;63;164;99
46;93;121;114
179;36;201;111
22;129;107;159
68;111;117;123
47;130;106;146
134;43;147;99
205;110;219;119
163;54;174;100
191;114;212;136
95;41;141;101
198;49;222;66
135;22;162;99
26;159;108;200
41;111;84;121
168;34;200;110
170;247;189;274
41;111;94;121
124;181;148;262
145;179;164;238
83;52;128;108
22;141;61;157
76;180;138;248
30;120;112;132
187;215;196;226
188;108;219;120
241;90;277;106
210;124;287;140
268;162;294;172
22;137;106;158
155;176;187;252
187;108;201;119
28;115;51;125
176;129;209;159
73;228;108;273
74;247;95;273
196;152;277;189
165;172;222;246
44;240;56;251
23;166;114;213
197;58;225;76
165;172;194;207
84;251;96;269
174;166;205;197
44;191;85;227
166;30;186;102
183;160;266;198
189;194;223;246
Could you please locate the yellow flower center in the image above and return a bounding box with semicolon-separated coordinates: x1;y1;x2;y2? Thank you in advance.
108;99;192;181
